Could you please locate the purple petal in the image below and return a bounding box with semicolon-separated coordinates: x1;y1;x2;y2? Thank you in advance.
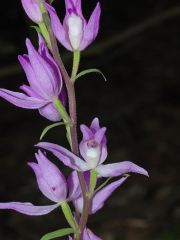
67;171;82;201
83;228;102;240
96;161;149;178
0;88;47;109
80;124;93;141
59;85;67;107
80;3;101;50
37;34;62;95
0;202;59;216
18;55;39;94
90;118;100;131
38;33;46;52
36;142;89;171
83;171;91;191
19;85;62;122
21;0;43;23
20;84;41;98
90;118;107;145
73;177;128;214
65;0;83;17
19;54;59;100
28;151;67;202
91;177;128;214
97;131;107;165
99;143;108;165
39;103;61;122
45;3;72;51
26;39;60;99
94;127;106;144
73;196;83;214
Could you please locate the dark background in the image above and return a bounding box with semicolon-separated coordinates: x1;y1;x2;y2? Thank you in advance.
0;0;180;239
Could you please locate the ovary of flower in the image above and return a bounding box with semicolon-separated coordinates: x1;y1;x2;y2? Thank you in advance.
67;13;83;50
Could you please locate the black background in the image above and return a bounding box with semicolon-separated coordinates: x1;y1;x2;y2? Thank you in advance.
0;0;180;239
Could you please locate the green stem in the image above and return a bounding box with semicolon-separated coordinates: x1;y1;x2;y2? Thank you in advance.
61;202;78;231
38;2;51;49
38;22;51;49
94;177;112;194
40;228;74;240
89;169;97;197
53;98;71;124
71;50;80;82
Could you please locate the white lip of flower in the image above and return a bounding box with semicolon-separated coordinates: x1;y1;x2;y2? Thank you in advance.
67;13;83;50
86;140;101;169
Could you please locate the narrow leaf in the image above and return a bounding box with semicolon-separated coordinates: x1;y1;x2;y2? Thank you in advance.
61;202;78;230
40;228;74;240
94;174;129;194
75;68;107;82
94;177;112;194
31;25;41;33
66;127;72;149
40;122;64;140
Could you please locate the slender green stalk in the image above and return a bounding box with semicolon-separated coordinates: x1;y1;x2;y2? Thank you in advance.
94;177;112;194
71;50;80;82
38;22;51;49
38;3;51;48
89;169;97;197
40;228;74;240
53;98;71;124
61;202;79;231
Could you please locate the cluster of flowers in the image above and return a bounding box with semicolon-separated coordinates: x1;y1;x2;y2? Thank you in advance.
0;0;148;239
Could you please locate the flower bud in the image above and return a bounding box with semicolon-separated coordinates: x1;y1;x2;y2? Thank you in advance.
28;150;67;203
21;0;44;23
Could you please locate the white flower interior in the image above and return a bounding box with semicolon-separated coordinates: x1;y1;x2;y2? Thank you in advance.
67;14;83;50
86;143;101;169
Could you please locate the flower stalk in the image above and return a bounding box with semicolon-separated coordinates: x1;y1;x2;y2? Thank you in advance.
38;2;51;48
89;169;97;197
61;201;78;231
71;50;81;82
38;21;51;48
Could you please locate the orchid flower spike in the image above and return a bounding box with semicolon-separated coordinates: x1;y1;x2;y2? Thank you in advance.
21;0;44;23
0;35;66;121
37;117;149;177
45;0;101;51
0;151;79;216
69;227;102;240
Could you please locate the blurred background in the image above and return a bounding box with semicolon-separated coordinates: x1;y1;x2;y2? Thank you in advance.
0;0;180;239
